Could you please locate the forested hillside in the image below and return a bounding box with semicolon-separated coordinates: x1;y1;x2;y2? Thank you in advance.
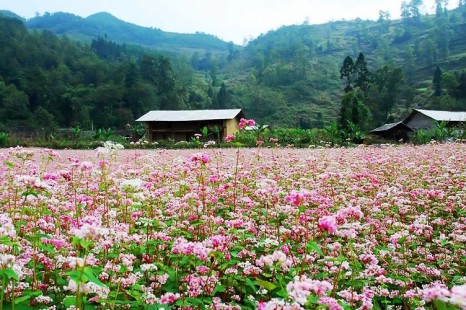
224;2;466;129
1;1;466;135
0;15;220;133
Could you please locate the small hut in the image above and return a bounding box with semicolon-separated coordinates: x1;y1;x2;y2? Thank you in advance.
136;109;245;142
369;121;413;141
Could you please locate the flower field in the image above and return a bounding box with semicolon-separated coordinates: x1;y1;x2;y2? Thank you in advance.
0;143;465;309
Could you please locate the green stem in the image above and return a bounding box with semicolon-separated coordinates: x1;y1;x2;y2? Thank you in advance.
76;267;85;309
111;281;121;310
0;276;6;310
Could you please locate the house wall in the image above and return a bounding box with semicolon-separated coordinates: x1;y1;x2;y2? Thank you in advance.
224;118;239;137
405;113;435;131
145;120;234;142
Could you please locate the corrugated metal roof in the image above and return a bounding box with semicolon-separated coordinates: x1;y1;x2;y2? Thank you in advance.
136;109;243;122
370;121;412;133
415;109;466;122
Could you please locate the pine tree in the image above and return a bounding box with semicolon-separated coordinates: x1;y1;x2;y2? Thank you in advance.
433;66;442;96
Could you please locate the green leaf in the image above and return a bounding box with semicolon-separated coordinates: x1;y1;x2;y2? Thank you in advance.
80;239;94;249
245;277;257;292
14;295;31;304
212;284;226;295
5;162;13;168
275;288;288;298
147;305;172;310
255;278;277;291
3;268;19;281
398;236;407;244
66;270;81;284
83;267;105;287
307;241;324;256
433;299;448;310
307;294;319;304
38;243;55;255
14;290;41;304
186;297;206;308
63;296;77;307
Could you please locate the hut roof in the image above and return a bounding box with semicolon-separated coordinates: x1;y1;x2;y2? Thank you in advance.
370;122;413;133
136;109;244;122
404;109;466;123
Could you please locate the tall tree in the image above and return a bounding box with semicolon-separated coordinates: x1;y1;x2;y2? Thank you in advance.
354;53;371;93
433;66;443;96
340;56;355;93
216;83;229;109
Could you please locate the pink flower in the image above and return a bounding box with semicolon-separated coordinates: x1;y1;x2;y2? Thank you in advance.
450;284;466;308
318;215;338;233
319;297;344;310
238;118;256;130
286;276;333;305
190;153;209;164
223;134;235;142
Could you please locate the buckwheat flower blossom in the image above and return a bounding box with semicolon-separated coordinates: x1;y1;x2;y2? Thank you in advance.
0;253;16;268
190;153;209;164
120;178;143;190
64;279;109;299
260;298;304;309
157;273;169;285
141;291;157;304
204;140;216;148
285;190;309;206
32;295;53;305
159;292;180;304
223;134;235;142
140;263;158;272
79;161;93;171
255;250;293;271
70;223;105;240
0;213;16;239
286;276;333;305
171;237;212;261
319;297;344;310
238;118;256;129
318;215;338;233
449;283;466;309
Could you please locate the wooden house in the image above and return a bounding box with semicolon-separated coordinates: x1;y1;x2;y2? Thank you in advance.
369;109;466;141
403;109;466;131
136;109;245;142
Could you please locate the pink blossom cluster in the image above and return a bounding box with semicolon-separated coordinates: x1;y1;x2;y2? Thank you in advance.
238;118;256;130
286;275;333;305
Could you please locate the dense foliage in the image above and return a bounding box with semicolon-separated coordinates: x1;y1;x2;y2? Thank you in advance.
0;15;223;133
1;1;466;135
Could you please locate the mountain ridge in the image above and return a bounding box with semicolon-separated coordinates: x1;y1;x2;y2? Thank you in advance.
18;10;233;55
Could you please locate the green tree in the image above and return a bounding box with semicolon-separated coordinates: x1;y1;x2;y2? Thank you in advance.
340;56;355;93
0;81;31;129
369;66;405;123
216;83;230;109
433;66;442;96
354;52;371;93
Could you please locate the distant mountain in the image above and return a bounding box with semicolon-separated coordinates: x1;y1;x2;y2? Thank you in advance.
1;6;465;129
0;10;24;20
23;11;233;55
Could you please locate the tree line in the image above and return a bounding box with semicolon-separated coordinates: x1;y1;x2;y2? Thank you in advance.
1;0;466;136
0;16;230;134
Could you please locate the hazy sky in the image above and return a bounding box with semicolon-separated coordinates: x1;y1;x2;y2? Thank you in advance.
0;0;458;44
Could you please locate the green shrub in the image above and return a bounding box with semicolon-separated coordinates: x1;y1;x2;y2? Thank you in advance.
0;132;9;147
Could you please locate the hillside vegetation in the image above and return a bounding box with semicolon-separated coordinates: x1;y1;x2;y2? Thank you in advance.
1;2;466;136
